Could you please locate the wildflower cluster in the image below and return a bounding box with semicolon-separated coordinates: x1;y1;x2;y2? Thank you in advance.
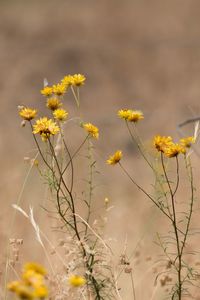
8;262;48;299
153;135;195;158
118;109;144;122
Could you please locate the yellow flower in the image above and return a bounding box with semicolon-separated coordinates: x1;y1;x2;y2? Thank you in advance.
180;136;195;148
33;117;60;141
127;110;144;122
52;83;67;96
118;109;144;122
83;123;99;139
19;108;37;121
71;74;86;86
24;262;47;276
53;108;68;121
153;135;173;153
61;75;75;86
106;150;122;165
7;281;21;292
46;97;62;111
41;86;53;97
22;270;44;287
118;109;132;120
14;284;34;299
33;285;48;298
164;143;186;158
69;275;86;287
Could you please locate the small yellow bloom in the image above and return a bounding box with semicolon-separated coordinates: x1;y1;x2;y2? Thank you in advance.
33;285;48;298
52;83;67;96
118;109;144;122
61;75;75;86
164;143;186;158
15;284;34;299
106;150;122;165
69;275;86;287
33;117;60;141
127;110;144;122
46;97;62;111
71;74;86;86
180;136;195;148
19;108;37;121
53;108;68;121
24;262;47;276
7;281;20;292
153;135;173;153
83;123;99;139
41;86;53;97
118;109;131;120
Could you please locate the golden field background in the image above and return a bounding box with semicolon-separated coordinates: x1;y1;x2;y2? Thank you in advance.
1;0;200;298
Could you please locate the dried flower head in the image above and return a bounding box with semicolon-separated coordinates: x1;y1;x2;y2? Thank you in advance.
83;123;99;139
53;108;68;121
46;98;62;111
106;150;122;165
19;108;37;121
33;117;60;141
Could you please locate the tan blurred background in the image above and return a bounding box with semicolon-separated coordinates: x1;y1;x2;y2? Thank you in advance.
1;0;200;298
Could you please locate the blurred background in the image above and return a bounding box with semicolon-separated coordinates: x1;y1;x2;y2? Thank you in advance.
1;0;200;298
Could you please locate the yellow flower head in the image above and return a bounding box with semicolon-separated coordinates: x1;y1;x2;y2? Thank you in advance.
46;97;62;111
118;109;132;120
106;150;122;165
164;143;186;158
53;108;68;121
127;110;144;122
19;108;37;121
33;117;60;141
153;135;173;153
24;262;47;276
61;75;75;86
69;275;86;287
7;281;21;292
118;109;144;122
52;83;67;96
33;285;48;298
83;123;99;139
41;86;53;97
14;283;34;299
22;270;44;288
180;136;195;148
72;74;86;86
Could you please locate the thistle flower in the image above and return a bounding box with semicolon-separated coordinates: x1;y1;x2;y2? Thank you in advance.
180;136;195;148
33;117;60;141
106;150;122;165
52;83;67;96
40;86;53;97
53;108;68;121
46;97;62;111
153;135;173;153
68;275;86;287
19;108;37;121
71;74;86;86
83;123;99;139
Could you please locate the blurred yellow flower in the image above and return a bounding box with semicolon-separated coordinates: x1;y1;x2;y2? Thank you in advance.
19;108;37;121
33;285;48;298
153;135;173;153
53;108;68;121
41;86;53;97
180;136;195;148
52;83;67;96
71;74;86;86
69;275;86;287
83;123;99;139
24;262;47;276
46;97;62;111
164;143;186;158
106;150;122;165
118;109;144;122
33;117;60;141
